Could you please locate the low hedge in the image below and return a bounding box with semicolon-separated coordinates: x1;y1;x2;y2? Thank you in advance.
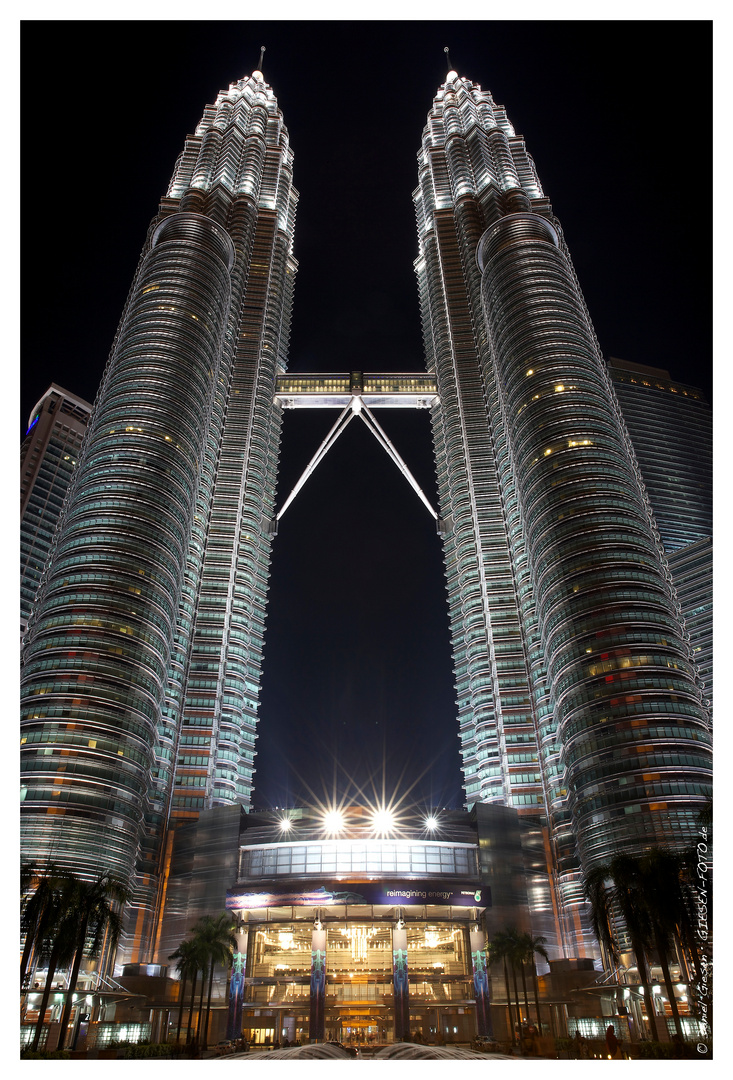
20;1049;71;1060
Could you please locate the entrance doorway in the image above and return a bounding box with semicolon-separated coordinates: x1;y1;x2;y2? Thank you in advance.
248;1025;275;1045
332;1012;388;1046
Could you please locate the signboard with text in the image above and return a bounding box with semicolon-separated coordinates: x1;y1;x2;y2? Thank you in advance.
226;880;490;910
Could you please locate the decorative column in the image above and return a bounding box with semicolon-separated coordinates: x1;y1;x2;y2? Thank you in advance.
308;922;327;1043
392;919;410;1042
470;927;492;1038
226;924;248;1041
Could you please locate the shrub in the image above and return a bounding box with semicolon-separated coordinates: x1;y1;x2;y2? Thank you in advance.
631;1041;698;1060
121;1043;176;1059
20;1049;71;1059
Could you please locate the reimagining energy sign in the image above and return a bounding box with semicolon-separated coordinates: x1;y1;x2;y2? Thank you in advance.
226;881;490;910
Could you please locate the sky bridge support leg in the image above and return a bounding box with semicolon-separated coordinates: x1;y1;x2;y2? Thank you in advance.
358;402;438;521
275;403;355;522
273;397;440;526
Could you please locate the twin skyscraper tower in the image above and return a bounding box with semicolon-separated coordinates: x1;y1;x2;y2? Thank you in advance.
21;63;712;962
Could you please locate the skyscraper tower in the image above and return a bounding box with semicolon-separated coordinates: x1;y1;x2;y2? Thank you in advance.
21;385;92;636
21;64;297;958
20;55;712;976
415;67;712;952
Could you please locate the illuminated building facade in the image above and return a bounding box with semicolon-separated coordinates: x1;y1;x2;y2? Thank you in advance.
21;61;712;995
20;67;297;958
156;803;556;1047
20;385;92;635
414;71;712;954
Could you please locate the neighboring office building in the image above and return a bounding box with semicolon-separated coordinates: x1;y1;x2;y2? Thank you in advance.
665;537;712;712
608;358;712;712
21;59;711;998
608;359;711;551
20;384;92;635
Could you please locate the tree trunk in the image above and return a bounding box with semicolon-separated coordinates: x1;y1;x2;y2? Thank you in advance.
531;966;544;1033
503;957;516;1046
630;930;658;1042
176;970;188;1044
655;926;683;1040
57;916;90;1050
510;962;523;1044
195;968;206;1045
31;942;60;1052
203;960;215;1049
520;963;531;1026
20;918;40;991
680;919;702;984
186;969;198;1044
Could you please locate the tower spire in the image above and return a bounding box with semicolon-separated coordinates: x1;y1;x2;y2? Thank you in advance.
444;46;453;72
258;45;266;73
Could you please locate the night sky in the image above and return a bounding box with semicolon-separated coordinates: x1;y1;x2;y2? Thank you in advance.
21;20;712;812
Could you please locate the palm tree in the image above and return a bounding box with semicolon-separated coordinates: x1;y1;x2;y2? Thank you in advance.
187;948;205;1045
21;865;70;991
187;941;207;1044
584;862;619;973
169;938;202;1045
29;874;80;1051
519;932;550;1033
678;845;705;987
584;856;658;1041
492;933;516;1041
638;849;689;1041
170;928;217;1046
506;929;532;1033
586;849;709;1043
56;874;128;1050
195;952;207;1046
488;931;517;1046
190;913;237;1049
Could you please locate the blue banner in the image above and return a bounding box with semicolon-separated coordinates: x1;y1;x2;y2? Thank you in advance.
470;929;493;1038
392;926;409;1042
226;929;247;1040
309;929;327;1042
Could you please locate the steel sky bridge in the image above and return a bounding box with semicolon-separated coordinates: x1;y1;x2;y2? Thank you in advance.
271;371;448;532
275;371;438;409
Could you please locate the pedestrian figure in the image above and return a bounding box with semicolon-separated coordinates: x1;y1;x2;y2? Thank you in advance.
525;1023;537;1055
606;1025;622;1059
670;1033;689;1058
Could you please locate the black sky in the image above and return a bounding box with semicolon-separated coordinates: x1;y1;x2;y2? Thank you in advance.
21;20;712;811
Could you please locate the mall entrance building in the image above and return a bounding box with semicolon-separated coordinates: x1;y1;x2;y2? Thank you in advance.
229;845;486;1045
77;801;608;1049
201;802;557;1046
237;912;481;1046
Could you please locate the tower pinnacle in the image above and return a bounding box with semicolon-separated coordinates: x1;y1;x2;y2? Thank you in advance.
253;45;266;81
